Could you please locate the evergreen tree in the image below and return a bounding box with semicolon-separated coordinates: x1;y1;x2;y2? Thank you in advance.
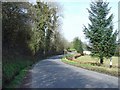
73;37;83;54
83;0;117;64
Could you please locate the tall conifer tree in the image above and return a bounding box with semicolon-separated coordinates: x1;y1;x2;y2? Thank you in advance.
83;0;117;64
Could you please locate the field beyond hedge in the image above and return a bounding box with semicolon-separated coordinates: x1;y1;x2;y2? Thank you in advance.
62;55;118;77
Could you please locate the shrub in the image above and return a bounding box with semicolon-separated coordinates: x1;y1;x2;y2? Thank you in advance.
64;54;74;60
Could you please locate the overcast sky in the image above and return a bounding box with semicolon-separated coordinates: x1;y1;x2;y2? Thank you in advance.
30;0;119;43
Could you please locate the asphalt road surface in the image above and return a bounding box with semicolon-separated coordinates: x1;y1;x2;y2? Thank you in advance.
21;55;118;88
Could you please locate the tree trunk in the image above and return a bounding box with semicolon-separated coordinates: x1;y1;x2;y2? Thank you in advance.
100;57;103;64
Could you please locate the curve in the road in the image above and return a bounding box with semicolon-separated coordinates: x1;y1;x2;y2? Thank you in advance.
21;55;118;88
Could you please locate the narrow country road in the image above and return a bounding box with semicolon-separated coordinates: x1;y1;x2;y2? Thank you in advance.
21;55;118;88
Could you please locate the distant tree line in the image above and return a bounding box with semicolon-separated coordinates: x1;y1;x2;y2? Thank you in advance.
72;37;83;54
67;37;89;54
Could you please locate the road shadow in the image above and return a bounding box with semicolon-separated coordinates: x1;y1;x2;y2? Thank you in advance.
48;55;64;59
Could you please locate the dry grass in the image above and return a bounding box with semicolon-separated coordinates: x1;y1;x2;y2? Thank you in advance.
77;56;118;68
62;55;118;77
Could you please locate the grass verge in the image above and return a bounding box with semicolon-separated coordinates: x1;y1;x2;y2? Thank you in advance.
2;54;34;88
3;53;59;88
61;56;118;77
5;66;30;88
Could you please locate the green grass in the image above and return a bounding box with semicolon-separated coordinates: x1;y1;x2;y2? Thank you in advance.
5;66;30;88
62;55;118;77
68;48;76;51
3;53;52;88
3;55;34;88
